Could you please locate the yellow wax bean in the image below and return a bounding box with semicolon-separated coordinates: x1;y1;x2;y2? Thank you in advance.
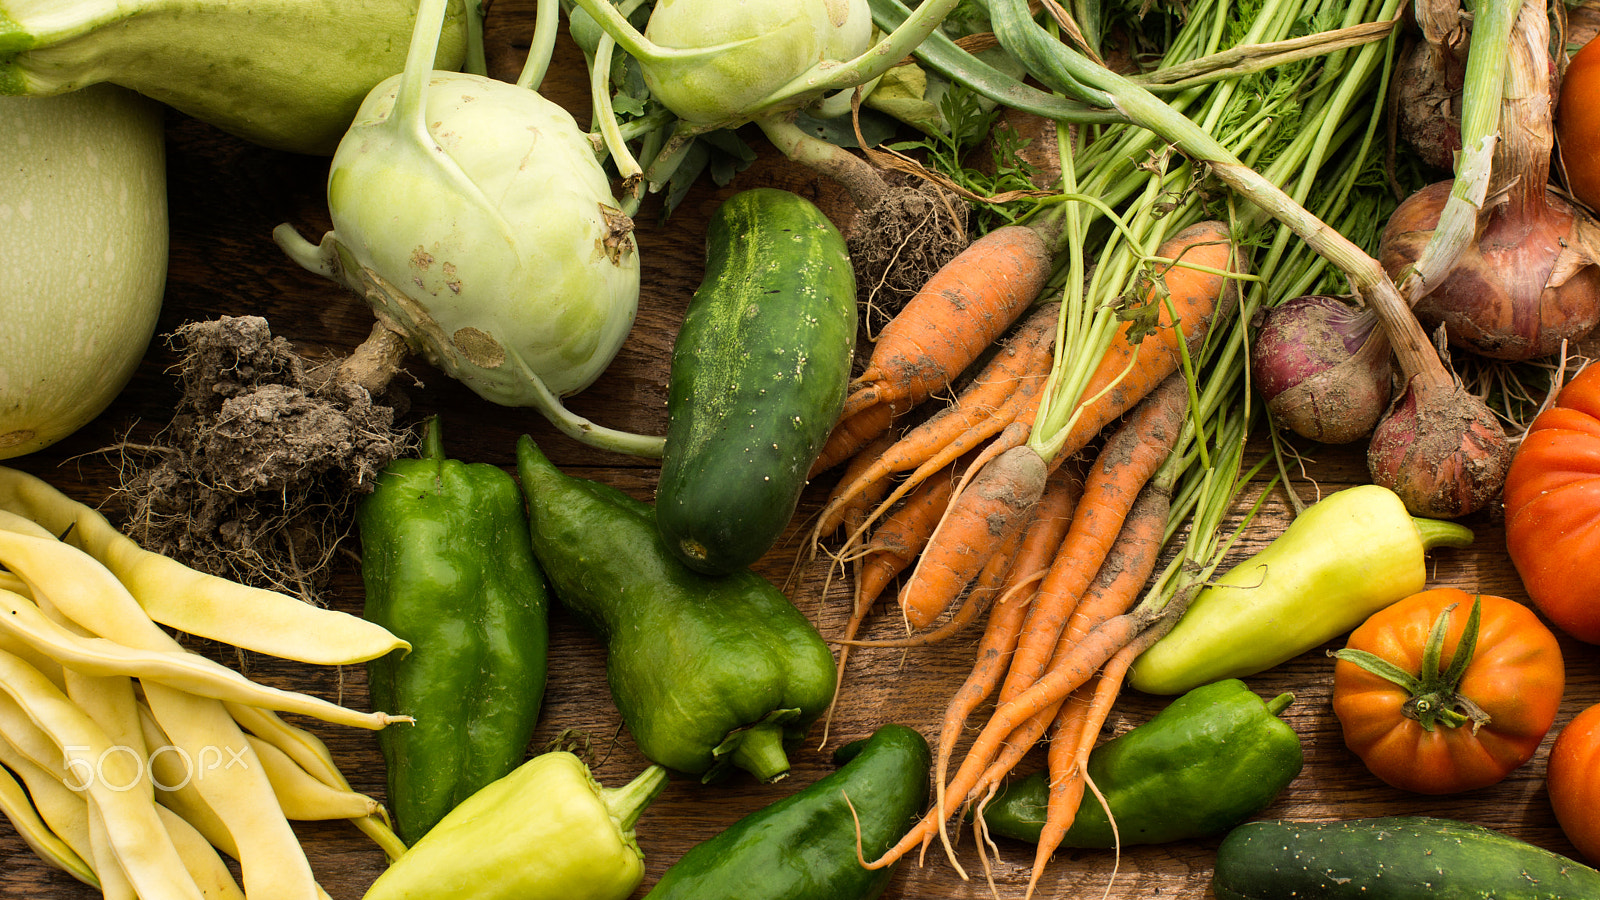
248;735;381;821
0;625;67;692
87;803;138;900
0;650;205;899
0;588;404;730
143;681;321;900
0;761;98;887
226;702;408;862
0;466;408;664
0;730;96;874
136;704;240;859
155;804;247;900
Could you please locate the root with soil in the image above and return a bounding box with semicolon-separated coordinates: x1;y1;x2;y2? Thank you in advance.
109;316;415;605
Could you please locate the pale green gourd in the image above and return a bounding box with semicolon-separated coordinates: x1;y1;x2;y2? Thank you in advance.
0;84;167;460
0;0;474;155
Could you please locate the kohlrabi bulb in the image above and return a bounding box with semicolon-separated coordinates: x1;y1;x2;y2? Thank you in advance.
641;0;873;127
324;70;639;403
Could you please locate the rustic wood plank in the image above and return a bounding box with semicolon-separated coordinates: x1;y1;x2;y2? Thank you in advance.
3;6;1598;898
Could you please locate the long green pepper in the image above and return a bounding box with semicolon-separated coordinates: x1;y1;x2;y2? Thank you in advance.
360;418;550;844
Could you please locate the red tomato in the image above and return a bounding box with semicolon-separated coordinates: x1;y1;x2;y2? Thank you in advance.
1502;361;1600;644
1549;703;1600;864
1559;37;1600;210
1331;588;1564;794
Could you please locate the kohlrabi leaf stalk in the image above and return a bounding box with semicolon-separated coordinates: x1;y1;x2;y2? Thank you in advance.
275;0;662;458
566;0;969;207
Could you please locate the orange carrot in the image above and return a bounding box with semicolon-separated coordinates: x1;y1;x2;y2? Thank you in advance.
821;432;898;541
966;464;1174;814
926;464;1080;826
1031;220;1238;473
866;600;1156;872
874;463;1177;873
1026;626;1168;898
810;401;897;478
896;443;1048;632
841;223;1058;422
835;516;1037;650
997;373;1189;707
824;459;963;731
894;223;1234;691
813;303;1058;545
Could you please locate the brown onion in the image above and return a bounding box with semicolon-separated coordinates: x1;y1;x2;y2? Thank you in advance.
1251;295;1393;443
1381;2;1600;361
1380;180;1600;360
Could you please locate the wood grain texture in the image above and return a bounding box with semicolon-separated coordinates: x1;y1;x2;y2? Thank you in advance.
4;4;1598;897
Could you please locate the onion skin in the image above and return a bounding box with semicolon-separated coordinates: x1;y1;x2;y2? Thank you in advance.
1366;376;1512;519
1379;180;1600;361
1251;295;1393;444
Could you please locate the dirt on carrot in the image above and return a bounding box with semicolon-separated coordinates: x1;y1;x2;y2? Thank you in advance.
106;316;413;604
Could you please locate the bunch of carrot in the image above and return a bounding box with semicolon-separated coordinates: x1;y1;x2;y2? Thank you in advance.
807;0;1408;893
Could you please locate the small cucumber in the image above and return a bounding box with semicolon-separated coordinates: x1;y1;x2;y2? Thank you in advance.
1213;816;1600;899
657;187;857;575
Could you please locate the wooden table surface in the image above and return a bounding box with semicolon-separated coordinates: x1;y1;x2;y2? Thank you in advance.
5;3;1599;897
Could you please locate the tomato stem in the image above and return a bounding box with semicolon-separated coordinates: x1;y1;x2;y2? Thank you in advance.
1330;594;1491;734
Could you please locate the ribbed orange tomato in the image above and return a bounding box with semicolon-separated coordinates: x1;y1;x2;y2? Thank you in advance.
1502;362;1600;644
1549;703;1600;864
1558;37;1600;210
1332;588;1564;795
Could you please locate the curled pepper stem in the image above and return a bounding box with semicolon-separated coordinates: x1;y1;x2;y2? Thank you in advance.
1330;595;1490;734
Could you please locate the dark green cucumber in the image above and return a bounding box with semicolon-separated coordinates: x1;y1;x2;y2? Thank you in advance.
1213;816;1600;899
657;187;857;575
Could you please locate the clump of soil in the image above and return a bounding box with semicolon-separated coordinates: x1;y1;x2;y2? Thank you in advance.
113;316;414;604
847;175;971;339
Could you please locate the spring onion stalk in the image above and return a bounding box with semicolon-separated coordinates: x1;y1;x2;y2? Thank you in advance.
1395;0;1525;304
984;0;1462;435
274;0;663;457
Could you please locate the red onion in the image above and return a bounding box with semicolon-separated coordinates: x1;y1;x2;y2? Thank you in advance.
1251;295;1393;444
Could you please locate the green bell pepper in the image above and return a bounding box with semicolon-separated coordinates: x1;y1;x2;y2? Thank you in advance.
977;679;1303;847
363;750;668;900
360;418;549;843
644;723;931;900
1127;484;1473;695
515;436;837;783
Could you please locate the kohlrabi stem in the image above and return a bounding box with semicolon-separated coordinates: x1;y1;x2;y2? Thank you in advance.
867;0;1120;125
755;116;888;209
988;0;1451;392
515;0;562;90
512;352;666;458
1397;0;1524;305
396;0;450;143
563;0;756;65
590;32;646;211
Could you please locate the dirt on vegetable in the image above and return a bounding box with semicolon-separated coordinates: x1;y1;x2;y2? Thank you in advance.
847;174;970;342
110;316;415;605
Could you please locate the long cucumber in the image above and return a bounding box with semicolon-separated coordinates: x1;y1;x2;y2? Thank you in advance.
657;188;857;575
1213;816;1600;899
